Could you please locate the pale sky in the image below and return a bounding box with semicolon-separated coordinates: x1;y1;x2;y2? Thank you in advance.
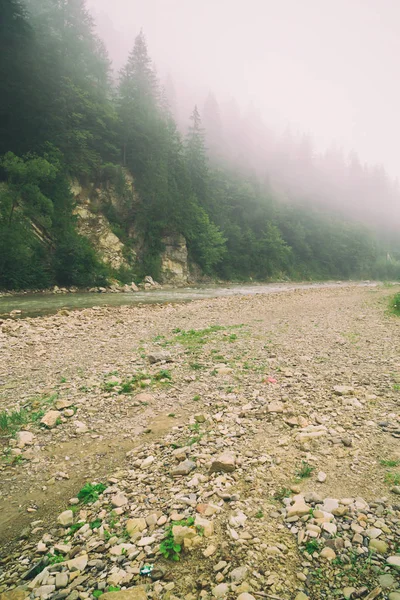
87;0;400;178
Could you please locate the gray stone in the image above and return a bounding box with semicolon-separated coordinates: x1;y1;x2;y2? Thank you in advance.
212;584;229;598
172;459;196;476
230;566;248;583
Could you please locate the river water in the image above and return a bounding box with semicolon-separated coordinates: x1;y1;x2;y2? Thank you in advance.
0;281;377;319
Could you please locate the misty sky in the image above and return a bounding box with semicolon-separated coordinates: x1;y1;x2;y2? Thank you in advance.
87;0;400;178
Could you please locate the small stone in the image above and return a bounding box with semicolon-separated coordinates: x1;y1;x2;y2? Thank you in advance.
126;518;147;535
55;573;69;589
148;351;171;364
57;510;74;526
172;459;196;476
210;451;236;473
294;594;309;600
111;492;128;507
140;456;154;469
333;385;354;396
320;547;336;561
237;595;256;600
67;553;88;572
365;527;382;539
212;584;229;598
391;486;400;495
387;556;400;569
317;471;327;483
16;431;34;448
379;574;395;589
137;536;155;547
40;410;61;429
230;567;248;583
389;593;400;600
203;545;217;557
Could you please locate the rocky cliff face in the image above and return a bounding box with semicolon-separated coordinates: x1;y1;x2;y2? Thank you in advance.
160;234;189;283
70;178;190;284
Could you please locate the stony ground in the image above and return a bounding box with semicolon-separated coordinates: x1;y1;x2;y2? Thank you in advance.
0;285;400;600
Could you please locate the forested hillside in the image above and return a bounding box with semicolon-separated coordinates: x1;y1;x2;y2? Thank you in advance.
0;0;399;290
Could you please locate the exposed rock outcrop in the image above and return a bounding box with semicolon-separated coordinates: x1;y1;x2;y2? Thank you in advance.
160;234;188;284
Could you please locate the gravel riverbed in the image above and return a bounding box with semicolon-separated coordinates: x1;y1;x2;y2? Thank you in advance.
0;285;399;600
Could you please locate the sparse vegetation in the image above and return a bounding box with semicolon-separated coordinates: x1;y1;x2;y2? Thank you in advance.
77;483;107;504
295;460;315;480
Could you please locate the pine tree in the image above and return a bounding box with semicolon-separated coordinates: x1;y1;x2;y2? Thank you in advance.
185;106;209;205
203;92;224;161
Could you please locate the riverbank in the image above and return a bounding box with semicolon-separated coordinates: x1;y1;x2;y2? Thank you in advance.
0;281;379;319
1;285;400;599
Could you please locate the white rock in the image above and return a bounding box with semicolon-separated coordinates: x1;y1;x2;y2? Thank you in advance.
57;510;74;526
16;431;34;448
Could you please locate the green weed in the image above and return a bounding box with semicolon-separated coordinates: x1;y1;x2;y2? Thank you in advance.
304;539;319;554
77;482;107;504
296;460;315;480
389;292;400;316
68;522;85;535
255;509;264;519
160;517;195;561
385;471;400;486
47;553;64;565
380;459;400;467
273;487;292;501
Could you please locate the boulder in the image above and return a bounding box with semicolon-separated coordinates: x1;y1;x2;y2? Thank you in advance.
210;451;236;473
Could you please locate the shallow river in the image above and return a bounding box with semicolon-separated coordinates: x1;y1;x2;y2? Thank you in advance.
0;281;377;319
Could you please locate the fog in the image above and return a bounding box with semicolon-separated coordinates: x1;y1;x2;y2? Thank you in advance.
87;0;400;230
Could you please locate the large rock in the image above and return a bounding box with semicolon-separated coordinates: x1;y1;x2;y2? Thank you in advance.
74;205;131;270
100;588;147;600
40;410;61;429
210;451;236;473
160;234;189;283
16;431;34;448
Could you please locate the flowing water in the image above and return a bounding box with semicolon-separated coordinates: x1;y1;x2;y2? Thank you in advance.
0;281;377;319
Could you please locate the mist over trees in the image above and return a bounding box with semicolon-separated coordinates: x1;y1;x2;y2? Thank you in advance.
0;0;399;290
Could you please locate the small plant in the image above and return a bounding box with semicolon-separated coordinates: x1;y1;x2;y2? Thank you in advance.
93;591;103;598
390;292;400;316
255;509;264;519
107;587;121;592
159;529;182;561
168;413;176;418
192;395;200;401
228;334;237;342
47;552;64;565
154;369;172;381
68;521;85;535
77;482;107;504
190;362;204;370
385;471;400;486
188;422;201;433
60;377;67;383
304;539;319;554
273;487;292;501
159;517;195;561
296;460;315;480
393;384;400;391
380;459;400;467
90;518;102;530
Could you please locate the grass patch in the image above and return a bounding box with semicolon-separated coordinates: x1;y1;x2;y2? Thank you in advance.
103;370;172;394
380;459;400;467
389;292;400;316
77;482;107;504
295;460;315;480
384;471;400;486
0;393;57;437
273;487;292;502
